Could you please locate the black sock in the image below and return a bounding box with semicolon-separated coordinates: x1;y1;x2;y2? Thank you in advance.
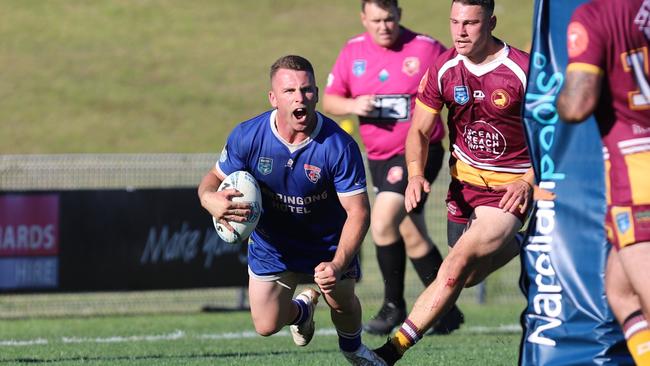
410;246;444;286
376;239;406;305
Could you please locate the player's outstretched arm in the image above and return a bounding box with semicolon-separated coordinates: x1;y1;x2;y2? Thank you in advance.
198;168;250;232
314;192;370;294
404;103;436;212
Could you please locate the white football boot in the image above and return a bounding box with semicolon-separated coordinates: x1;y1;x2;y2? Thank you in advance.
290;288;320;346
342;343;388;365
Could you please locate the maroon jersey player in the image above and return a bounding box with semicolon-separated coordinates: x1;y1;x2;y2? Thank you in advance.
373;1;534;364
557;0;650;364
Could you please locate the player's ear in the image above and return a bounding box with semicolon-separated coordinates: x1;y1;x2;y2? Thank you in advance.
490;15;497;32
314;86;319;104
269;90;278;108
396;7;402;21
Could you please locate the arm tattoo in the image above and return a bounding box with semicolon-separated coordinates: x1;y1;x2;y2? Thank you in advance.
557;71;602;123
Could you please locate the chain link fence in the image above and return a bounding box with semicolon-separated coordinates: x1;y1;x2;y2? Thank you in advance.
0;153;523;318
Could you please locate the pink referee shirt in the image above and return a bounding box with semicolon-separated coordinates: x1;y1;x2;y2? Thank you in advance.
326;27;446;160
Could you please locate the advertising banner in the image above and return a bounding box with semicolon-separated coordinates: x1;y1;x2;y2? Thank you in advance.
519;0;631;364
0;189;248;292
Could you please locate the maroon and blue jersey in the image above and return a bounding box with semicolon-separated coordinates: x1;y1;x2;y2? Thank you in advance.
216;110;367;275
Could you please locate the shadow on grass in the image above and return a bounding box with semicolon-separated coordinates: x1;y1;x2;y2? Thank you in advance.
1;349;338;364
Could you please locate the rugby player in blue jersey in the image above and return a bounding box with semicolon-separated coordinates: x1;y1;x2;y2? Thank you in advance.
198;55;387;365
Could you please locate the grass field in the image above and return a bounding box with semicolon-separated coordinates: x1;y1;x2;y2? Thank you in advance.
0;0;534;154
0;303;523;365
0;1;534;364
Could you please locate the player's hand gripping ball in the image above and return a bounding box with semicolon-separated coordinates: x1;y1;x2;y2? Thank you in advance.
213;171;262;244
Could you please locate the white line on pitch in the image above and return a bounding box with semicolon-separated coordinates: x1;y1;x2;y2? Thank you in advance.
0;324;521;347
0;338;48;346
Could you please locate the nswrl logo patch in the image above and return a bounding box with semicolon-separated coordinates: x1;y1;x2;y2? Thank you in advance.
454;86;469;105
257;157;273;175
353;59;367;77
616;211;631;234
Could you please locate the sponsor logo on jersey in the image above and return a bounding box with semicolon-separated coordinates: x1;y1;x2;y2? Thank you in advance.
386;166;403;185
257;157;273;175
473;90;485;100
567;21;589;58
304;164;322;183
463;120;507;160
454;86;469;105
219;146;228;163
402;57;420;76
635;209;650;223
491;89;511;109
353;59;367;77
632;124;650;135
379;69;390;82
616;211;631;233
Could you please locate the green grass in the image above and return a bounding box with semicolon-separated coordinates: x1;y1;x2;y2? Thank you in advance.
0;2;533;364
0;303;523;365
0;0;534;154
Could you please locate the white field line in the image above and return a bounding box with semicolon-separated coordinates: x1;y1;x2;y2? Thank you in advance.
0;324;521;347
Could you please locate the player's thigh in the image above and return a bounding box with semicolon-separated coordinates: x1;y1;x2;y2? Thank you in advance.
321;278;358;313
248;273;298;326
459;206;522;258
606;249;640;324
618;242;650;310
465;233;520;287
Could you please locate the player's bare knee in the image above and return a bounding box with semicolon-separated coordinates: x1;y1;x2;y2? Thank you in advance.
327;296;358;314
253;322;281;337
370;218;394;240
251;316;282;337
400;229;428;251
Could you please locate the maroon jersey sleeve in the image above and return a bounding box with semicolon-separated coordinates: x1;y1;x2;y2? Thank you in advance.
415;54;448;114
567;3;606;71
567;0;650;126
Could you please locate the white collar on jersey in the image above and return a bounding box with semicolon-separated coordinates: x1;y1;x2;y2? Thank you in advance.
459;42;510;76
437;41;527;91
269;109;323;153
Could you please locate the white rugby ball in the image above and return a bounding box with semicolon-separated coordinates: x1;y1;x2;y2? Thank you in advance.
213;171;262;244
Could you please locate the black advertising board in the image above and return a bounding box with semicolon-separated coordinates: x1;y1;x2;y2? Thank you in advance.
0;189;248;293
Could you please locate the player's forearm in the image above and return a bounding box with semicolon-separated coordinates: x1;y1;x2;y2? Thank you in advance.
322;93;356;116
333;196;370;269
406;105;437;178
197;169;222;207
405;130;431;180
557;70;601;123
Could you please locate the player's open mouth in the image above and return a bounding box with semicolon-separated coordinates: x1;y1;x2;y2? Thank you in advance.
293;108;307;119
